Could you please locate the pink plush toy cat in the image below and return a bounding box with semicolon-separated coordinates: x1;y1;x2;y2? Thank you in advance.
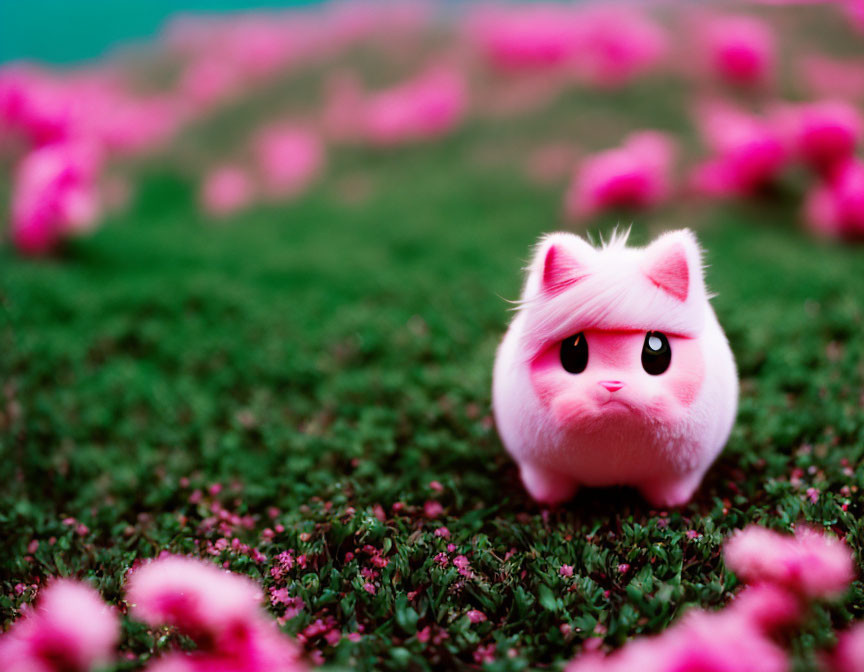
492;229;738;507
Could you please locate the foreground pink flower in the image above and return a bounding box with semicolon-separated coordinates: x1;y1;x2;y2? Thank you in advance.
724;525;854;599
689;101;788;198
253;125;324;200
127;555;305;672
565;130;676;219
565;587;790;672
11;141;103;256
825;622;864;672
200;165;255;217
804;160;864;240
700;14;776;88
127;555;264;635
0;579;119;672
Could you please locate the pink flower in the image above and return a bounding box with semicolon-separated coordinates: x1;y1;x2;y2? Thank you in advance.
126;556;304;671
424;500;444;518
799;55;864;103
559;564;574;577
429;480;444;492
0;579;119;672
724;525;854;599
565;130;676;219
805;159;864;240
200;165;255;217
434;526;450;538
467;609;487;624
126;555;263;637
728;583;801;635
11;141;102;256
773;100;862;178
690;101;788;198
565;592;789;672
362;582;376;595
328;65;467;147
253;124;324;200
700;14;776;88
825;622;864;672
474;643;496;664
467;5;584;71
571;7;668;88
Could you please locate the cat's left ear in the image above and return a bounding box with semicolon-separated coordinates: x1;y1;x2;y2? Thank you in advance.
642;229;704;302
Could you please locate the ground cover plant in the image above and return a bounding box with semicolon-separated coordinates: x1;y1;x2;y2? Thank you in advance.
2;1;864;670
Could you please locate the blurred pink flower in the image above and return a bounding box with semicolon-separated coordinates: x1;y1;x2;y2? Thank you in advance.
804;160;864;240
565;591;789;672
0;579;119;672
467;5;583;71
201;165;255;217
689;101;788;197
799;55;864;103
728;583;802;634
700;14;776;87
127;556;305;672
825;622;864;672
773;100;862;178
11;140;103;256
724;525;854;599
565;130;676;219
572;7;668;87
127;555;263;637
361;66;468;146
467;610;487;624
253;125;324;200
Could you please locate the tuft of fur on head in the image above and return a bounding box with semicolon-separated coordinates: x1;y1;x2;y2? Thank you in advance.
517;228;709;359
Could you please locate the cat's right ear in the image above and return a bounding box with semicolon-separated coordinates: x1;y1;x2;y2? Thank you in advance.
528;233;592;297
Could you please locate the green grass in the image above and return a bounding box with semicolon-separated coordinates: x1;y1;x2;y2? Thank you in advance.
3;11;864;671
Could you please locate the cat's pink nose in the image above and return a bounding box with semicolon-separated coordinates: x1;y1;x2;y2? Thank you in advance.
599;380;624;393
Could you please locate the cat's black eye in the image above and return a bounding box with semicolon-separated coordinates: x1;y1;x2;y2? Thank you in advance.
642;331;671;375
560;332;589;374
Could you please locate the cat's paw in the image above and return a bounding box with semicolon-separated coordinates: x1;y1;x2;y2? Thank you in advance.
640;472;703;508
520;463;578;505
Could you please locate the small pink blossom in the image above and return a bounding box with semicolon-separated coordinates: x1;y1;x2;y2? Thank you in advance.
362;582;376;595
560;564;574;577
467;609;487;624
424;500;444;518
434;526;450;538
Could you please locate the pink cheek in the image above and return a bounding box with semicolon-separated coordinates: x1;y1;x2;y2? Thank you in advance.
529;346;571;407
665;338;705;407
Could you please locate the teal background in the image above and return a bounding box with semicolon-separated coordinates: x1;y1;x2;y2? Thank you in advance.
0;0;319;65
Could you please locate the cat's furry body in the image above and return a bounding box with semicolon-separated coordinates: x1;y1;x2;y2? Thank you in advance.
492;229;738;506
